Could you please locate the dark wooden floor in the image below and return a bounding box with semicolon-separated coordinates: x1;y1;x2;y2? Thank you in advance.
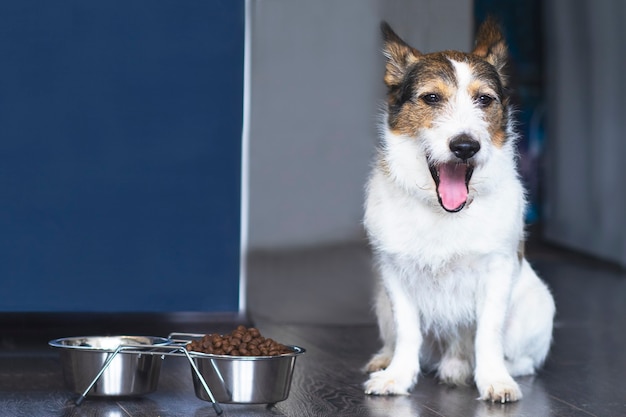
1;241;626;417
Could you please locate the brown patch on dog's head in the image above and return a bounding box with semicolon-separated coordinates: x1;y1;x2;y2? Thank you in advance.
381;23;460;136
490;129;507;147
465;55;510;148
386;57;458;136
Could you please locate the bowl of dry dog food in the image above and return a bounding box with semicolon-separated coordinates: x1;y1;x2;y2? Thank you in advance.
184;326;305;404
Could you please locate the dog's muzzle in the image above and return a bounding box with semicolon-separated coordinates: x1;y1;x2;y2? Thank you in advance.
429;134;479;213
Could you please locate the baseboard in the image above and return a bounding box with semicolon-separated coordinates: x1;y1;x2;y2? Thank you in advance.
0;312;251;347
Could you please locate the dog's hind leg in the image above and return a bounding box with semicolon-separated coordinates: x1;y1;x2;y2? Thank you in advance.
364;282;395;373
503;259;555;376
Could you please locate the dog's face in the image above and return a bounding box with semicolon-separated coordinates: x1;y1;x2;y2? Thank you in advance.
380;19;512;213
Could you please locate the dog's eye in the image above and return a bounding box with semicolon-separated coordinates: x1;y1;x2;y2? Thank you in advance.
476;95;494;108
421;93;441;105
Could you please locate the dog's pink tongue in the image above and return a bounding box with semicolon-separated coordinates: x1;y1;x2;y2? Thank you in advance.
438;163;468;211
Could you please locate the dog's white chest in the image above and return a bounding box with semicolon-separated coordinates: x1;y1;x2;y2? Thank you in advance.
403;260;479;330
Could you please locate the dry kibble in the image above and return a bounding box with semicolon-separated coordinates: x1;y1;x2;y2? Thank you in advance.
187;326;293;357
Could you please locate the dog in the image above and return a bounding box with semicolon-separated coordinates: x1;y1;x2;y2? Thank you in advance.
363;18;555;403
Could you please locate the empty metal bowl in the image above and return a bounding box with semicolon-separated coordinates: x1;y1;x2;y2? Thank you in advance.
49;335;170;397
189;346;305;404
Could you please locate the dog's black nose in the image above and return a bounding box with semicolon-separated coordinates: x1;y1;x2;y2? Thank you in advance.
449;135;480;161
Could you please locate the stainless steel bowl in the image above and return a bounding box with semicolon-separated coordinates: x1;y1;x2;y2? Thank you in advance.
190;346;305;404
49;335;169;397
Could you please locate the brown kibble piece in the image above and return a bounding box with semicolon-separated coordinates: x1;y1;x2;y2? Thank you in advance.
187;326;293;357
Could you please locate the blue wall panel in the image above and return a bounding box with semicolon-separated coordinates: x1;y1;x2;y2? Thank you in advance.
0;1;243;312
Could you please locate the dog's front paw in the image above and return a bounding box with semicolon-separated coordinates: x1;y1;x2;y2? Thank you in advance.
364;369;416;396
476;377;522;403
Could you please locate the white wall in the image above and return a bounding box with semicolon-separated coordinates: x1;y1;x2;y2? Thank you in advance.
246;0;472;249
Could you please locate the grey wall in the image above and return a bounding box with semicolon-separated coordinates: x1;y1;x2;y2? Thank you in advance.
543;0;626;265
246;0;472;250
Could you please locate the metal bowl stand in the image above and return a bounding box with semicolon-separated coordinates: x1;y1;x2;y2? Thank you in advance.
74;333;223;416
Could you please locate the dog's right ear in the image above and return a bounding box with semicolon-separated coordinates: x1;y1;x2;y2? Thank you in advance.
381;22;421;87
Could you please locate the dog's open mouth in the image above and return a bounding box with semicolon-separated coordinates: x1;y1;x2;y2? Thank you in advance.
429;161;474;212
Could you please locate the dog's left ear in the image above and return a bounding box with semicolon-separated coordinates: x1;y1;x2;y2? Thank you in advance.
472;17;507;74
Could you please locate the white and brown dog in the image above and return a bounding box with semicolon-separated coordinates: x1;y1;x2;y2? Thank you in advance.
363;19;555;403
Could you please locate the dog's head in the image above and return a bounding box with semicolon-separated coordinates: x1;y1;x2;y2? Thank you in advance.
380;18;513;213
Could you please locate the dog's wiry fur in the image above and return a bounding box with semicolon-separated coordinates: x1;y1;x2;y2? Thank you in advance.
363;19;555;403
